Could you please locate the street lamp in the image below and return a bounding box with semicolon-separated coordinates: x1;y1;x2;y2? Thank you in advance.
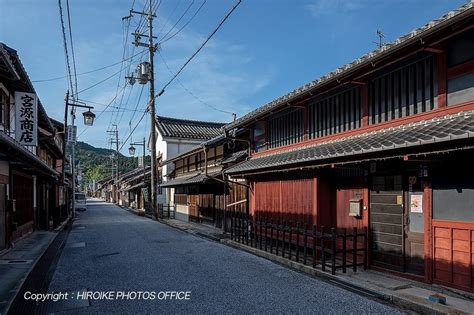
128;145;136;156
82;110;96;126
63;94;95;220
129;138;146;209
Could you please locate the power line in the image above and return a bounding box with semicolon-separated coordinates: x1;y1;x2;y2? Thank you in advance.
155;0;182;39
66;0;78;100
31;50;146;83
122;0;242;148
128;85;145;126
72;68;123;97
119;108;149;151
158;0;195;42
159;0;207;44
158;50;235;116
77;84;128;138
58;0;75;96
157;0;242;96
77;98;146;112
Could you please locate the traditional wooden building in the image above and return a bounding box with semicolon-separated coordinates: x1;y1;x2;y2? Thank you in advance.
154;116;225;206
225;4;474;292
0;43;68;250
117;166;151;209
161;132;248;227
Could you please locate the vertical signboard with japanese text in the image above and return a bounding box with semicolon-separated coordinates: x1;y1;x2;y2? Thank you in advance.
15;91;37;146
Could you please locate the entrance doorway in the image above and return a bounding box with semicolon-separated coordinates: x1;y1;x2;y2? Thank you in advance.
370;175;424;276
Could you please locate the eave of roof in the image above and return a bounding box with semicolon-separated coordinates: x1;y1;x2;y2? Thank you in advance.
160;128;247;166
156;115;226;140
161;167;223;187
225;110;474;175
223;2;474;131
0;132;59;177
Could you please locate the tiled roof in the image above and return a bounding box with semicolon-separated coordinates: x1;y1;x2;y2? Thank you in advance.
225;111;474;175
156;116;225;140
223;1;474;131
161;168;222;187
221;150;248;164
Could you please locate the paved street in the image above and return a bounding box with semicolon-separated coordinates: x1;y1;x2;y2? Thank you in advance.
44;199;404;314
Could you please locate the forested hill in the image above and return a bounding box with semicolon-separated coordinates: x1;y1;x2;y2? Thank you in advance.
68;141;148;185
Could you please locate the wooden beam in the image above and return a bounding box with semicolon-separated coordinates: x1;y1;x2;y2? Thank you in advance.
361;83;369;127
437;51;447;108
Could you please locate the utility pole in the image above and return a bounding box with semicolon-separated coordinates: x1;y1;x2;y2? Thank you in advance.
129;0;158;212
148;0;157;212
107;125;120;203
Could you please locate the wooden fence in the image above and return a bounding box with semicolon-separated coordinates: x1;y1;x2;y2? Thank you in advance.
230;212;367;275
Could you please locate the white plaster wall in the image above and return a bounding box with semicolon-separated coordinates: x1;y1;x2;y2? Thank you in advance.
175;204;189;222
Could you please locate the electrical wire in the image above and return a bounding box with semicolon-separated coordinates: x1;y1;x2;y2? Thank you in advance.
122;0;242;146
71;68;123;97
58;0;75;97
128;85;145;126
119;108;149;151
159;0;207;44
158;50;235;116
66;0;78;101
155;0;182;39
31;50;146;83
157;0;242;97
158;0;195;42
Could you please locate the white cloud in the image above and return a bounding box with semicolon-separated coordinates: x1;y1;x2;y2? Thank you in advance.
307;0;366;16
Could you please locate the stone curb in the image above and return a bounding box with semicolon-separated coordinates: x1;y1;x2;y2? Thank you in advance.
2;216;72;314
220;239;462;315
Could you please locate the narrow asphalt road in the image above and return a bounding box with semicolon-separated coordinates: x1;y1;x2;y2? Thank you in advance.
44;199;405;314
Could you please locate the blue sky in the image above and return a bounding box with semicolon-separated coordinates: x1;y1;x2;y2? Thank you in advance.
0;0;467;154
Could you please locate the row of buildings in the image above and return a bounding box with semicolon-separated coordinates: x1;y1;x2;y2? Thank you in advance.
101;3;474;294
0;43;72;251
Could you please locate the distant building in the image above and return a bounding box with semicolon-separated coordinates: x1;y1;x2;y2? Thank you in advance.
154;116;225;206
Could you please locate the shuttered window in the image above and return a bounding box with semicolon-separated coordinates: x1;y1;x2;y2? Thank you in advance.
267;108;304;149
308;87;362;139
369;56;437;124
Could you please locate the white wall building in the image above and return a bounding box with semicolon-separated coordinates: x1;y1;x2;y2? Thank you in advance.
154;116;225;207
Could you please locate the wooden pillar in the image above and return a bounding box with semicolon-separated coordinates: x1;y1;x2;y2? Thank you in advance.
437;52;447;108
250;181;256;217
423;180;433;283
312;177;318;226
361;83;369;127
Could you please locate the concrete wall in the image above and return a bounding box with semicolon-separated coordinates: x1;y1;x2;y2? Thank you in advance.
175;204;189;222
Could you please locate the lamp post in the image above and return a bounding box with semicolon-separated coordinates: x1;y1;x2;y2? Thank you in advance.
129;138;146;209
64;92;95;220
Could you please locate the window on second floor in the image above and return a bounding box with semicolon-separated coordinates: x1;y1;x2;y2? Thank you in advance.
308;86;362;139
267;108;304;149
368;55;437;124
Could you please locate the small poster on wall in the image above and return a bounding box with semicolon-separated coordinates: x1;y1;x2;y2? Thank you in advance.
410;193;423;213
